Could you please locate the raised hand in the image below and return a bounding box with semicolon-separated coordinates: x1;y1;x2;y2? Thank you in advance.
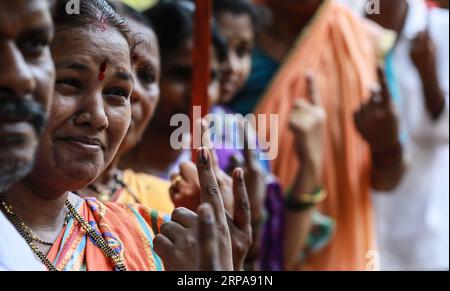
196;147;234;270
169;161;200;211
289;73;326;184
410;30;445;118
354;67;400;155
159;148;252;271
283;73;326;270
240;121;266;227
354;67;404;190
153;206;199;271
201;120;235;214
196;198;251;272
197;148;252;271
410;30;437;80
169;120;234;214
226;168;253;271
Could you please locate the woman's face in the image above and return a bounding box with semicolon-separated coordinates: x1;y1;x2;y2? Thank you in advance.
118;19;160;155
152;37;220;131
216;11;254;104
27;27;133;195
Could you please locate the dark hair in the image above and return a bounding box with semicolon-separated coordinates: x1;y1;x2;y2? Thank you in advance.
212;26;228;63
213;0;260;29
144;0;227;62
52;0;133;50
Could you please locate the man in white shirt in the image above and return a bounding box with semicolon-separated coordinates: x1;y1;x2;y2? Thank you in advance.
0;212;45;271
0;0;55;271
366;0;449;270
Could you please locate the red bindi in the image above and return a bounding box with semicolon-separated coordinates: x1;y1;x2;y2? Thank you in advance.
99;61;107;81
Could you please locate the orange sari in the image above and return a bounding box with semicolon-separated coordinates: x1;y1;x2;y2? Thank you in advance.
47;197;169;271
255;1;387;270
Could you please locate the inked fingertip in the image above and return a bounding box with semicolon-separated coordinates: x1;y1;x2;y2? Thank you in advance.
233;168;244;181
198;147;209;164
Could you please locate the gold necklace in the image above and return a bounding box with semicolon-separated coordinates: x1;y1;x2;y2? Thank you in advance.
19;212;71;246
0;194;127;271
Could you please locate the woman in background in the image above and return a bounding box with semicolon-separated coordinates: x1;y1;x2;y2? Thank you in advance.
78;1;174;214
209;0;333;271
121;1;226;180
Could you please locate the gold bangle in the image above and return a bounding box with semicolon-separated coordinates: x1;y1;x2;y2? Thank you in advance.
298;188;327;204
286;187;327;212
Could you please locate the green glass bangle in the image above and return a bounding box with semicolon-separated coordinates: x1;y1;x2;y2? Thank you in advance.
285;187;324;212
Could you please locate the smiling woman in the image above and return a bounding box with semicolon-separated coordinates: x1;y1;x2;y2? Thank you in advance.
0;0;171;271
36;0;134;195
76;1;175;215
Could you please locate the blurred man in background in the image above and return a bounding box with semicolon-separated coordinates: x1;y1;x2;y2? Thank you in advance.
367;0;449;270
0;0;55;270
